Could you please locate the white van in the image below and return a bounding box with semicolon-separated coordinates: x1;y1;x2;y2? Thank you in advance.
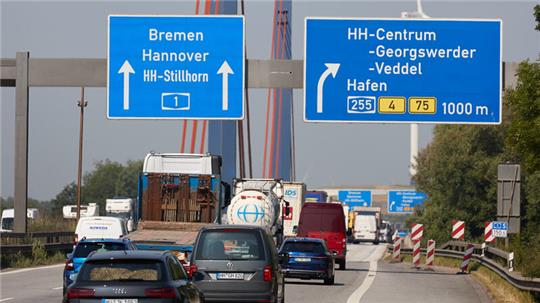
1;208;39;232
74;216;128;241
352;211;380;244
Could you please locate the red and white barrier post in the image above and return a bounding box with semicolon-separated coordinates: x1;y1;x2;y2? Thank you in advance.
426;239;435;267
460;243;474;273
484;221;495;243
392;237;401;261
451;220;465;240
412;239;421;267
411;223;424;241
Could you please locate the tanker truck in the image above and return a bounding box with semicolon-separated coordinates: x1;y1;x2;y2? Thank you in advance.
225;178;287;244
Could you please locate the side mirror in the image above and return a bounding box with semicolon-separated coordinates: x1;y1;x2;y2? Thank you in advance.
66;253;73;259
285;206;291;217
332;251;338;257
292;226;298;234
278;252;289;264
69;273;78;282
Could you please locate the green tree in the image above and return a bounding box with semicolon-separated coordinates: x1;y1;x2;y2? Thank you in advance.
50;182;77;213
535;4;540;31
82;160;124;213
114;160;143;198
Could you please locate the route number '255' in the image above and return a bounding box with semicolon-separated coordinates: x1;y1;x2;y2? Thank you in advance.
347;96;376;114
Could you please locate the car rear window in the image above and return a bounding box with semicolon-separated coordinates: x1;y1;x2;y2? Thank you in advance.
281;242;325;254
74;242;127;258
78;260;165;282
299;209;344;233
195;230;265;261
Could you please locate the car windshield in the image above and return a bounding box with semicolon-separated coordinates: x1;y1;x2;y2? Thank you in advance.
196;230;264;261
74;242;127;258
78;259;165;282
1;218;13;230
281;242;325;254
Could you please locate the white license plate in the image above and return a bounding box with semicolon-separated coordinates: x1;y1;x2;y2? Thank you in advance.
295;258;312;262
217;272;244;280
102;300;138;303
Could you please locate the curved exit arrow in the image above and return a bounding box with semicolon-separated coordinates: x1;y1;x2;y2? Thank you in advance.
217;61;234;111
118;60;135;110
317;63;340;113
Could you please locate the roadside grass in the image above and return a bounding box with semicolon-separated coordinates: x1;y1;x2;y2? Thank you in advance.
1;240;67;269
28;216;76;232
383;253;539;303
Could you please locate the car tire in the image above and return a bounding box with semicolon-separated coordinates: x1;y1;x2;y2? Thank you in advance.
338;260;346;270
373;240;379;245
324;275;335;285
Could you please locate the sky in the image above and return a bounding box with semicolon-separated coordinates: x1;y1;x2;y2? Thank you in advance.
1;0;539;201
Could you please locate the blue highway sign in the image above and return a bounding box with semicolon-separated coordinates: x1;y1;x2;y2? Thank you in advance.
108;15;244;119
338;190;372;207
304;18;502;124
492;221;508;238
388;190;427;213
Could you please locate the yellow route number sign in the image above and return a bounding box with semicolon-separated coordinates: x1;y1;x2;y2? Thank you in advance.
409;97;437;114
378;97;406;114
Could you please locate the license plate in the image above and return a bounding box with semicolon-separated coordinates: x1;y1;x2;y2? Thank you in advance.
217;272;244;280
102;300;138;303
295;258;311;262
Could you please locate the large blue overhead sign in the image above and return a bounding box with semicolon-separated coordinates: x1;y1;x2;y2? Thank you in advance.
304;18;502;124
338;190;372;207
388;190;427;213
108;15;244;119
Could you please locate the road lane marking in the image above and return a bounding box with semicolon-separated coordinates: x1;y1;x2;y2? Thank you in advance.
346;260;378;303
52;286;63;290
0;263;64;276
0;298;14;302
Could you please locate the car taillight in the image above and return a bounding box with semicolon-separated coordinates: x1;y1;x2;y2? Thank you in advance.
263;265;272;282
144;287;176;298
188;264;198;279
65;259;74;271
66;288;95;299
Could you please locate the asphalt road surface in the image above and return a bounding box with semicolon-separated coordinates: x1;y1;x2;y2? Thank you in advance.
0;244;491;302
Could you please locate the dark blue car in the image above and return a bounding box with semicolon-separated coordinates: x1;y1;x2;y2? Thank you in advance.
63;238;136;294
279;237;335;285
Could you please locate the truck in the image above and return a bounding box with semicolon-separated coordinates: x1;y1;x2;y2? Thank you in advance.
1;208;39;232
128;153;229;257
279;182;306;237
106;198;136;232
224;178;286;244
62;203;99;219
305;190;328;203
348;206;382;244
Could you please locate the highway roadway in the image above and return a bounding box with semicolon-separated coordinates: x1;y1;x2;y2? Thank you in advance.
0;244;491;303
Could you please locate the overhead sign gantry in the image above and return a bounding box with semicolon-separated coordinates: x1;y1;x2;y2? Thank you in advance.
108;15;245;119
304;18;502;124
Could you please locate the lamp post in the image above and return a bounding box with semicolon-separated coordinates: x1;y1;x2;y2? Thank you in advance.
76;87;87;220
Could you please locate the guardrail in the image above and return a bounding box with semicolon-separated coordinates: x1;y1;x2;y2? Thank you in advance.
387;240;540;293
1;231;74;256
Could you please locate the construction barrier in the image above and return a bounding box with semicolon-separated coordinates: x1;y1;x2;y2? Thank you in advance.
392;237;401;261
451;220;465;240
412;239;421;267
426;239;435;267
484;221;495;243
411;223;423;241
460;243;474;273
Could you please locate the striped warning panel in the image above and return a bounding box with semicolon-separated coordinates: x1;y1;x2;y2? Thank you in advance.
426;239;435;267
484;221;495;243
392;237;401;261
412;239;421;267
460;243;474;272
451;220;465;240
411;223;423;241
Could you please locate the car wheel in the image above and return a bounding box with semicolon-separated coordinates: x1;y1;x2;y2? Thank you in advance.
339;260;346;270
324;275;335;285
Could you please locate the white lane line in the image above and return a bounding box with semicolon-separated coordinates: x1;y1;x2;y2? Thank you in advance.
0;298;15;302
0;263;64;276
346;260;378;303
52;286;63;290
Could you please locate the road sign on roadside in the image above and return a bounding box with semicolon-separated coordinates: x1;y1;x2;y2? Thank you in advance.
108;15;245;119
338;190;372;207
388;190;427;213
304;18;502;124
492;221;508;238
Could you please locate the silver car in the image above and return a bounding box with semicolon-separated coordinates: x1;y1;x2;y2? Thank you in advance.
190;225;285;303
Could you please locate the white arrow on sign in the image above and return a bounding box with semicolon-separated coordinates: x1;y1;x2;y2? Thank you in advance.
217;61;234;111
118;60;135;110
390;201;396;210
317;63;340;113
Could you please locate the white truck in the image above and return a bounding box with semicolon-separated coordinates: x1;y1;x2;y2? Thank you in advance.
106;198;136;232
279;182;306;237
225;179;285;243
1;208;39;232
349;206;382;244
62;203;99;219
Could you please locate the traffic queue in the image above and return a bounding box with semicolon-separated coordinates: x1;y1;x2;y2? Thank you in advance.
62;153;387;302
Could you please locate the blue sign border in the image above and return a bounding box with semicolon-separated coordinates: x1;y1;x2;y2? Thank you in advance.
303;17;503;125
107;15;245;120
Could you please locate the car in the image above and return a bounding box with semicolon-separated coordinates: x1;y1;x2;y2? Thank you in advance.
189;225;285;303
74;216;128;242
64;250;204;303
63;238;136;295
278;237;335;285
295;202;348;270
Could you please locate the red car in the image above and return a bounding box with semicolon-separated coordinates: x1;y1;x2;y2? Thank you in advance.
295;202;347;270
